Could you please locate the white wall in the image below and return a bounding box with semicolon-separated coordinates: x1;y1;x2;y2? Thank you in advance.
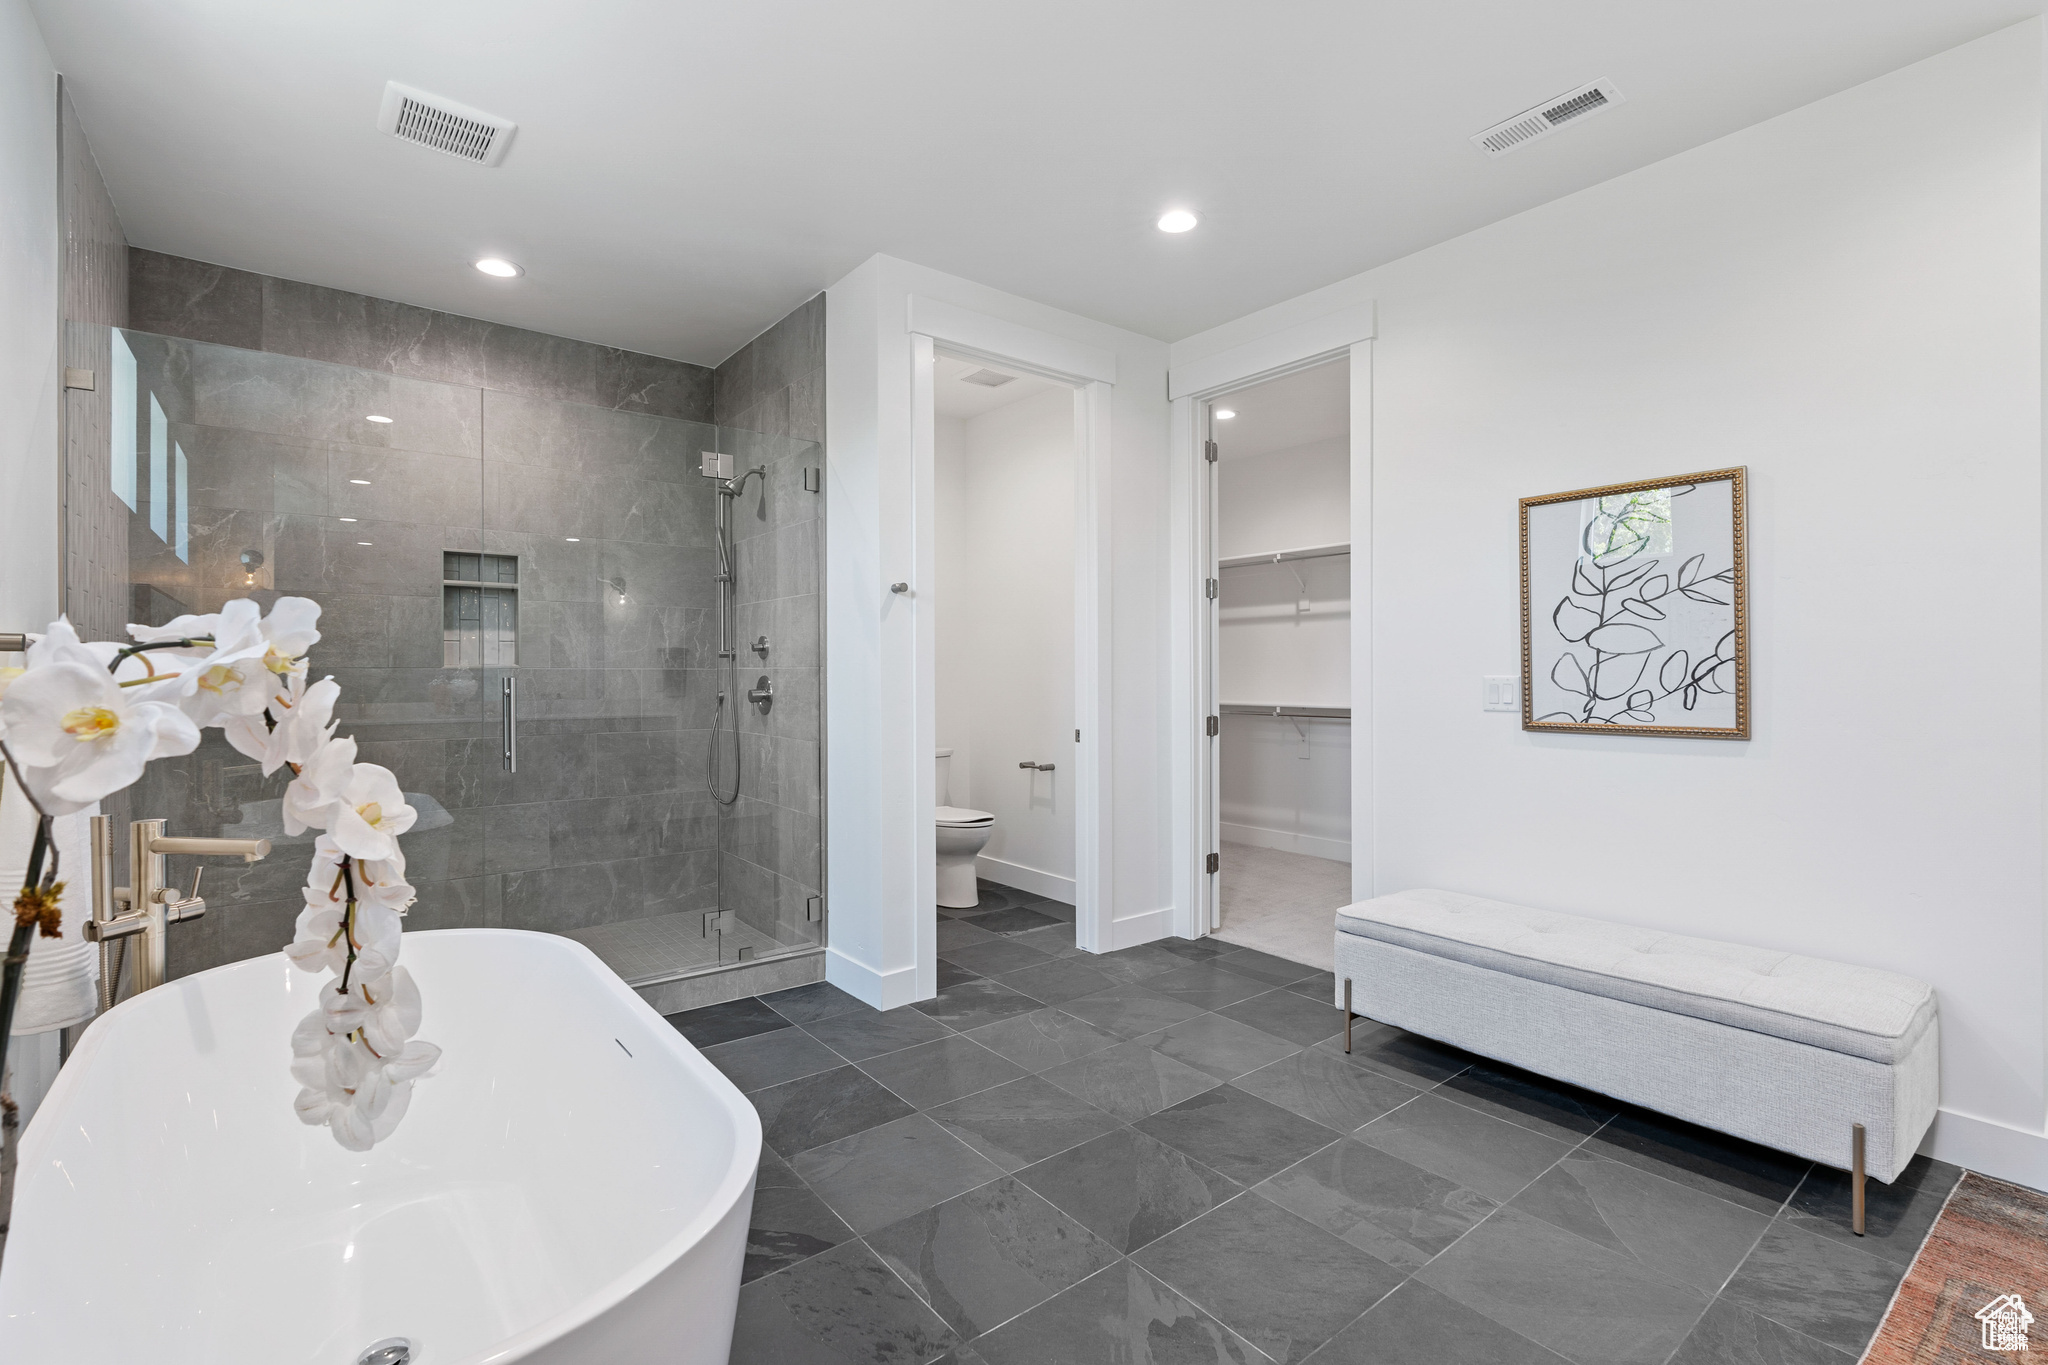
826;254;1169;1007
0;0;59;635
934;412;972;807
1172;22;2048;1185
935;387;1077;895
1217;435;1348;558
1218;714;1351;861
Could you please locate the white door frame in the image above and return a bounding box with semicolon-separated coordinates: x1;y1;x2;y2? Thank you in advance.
1166;303;1377;940
906;297;1116;954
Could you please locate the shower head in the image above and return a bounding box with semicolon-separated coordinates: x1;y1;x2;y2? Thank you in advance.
718;466;767;498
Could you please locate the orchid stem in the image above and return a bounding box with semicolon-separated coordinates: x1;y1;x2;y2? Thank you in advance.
105;637;214;674
337;857;359;994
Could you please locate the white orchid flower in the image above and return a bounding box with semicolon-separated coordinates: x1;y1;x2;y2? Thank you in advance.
0;659;200;814
163;600;274;727
127;608;228;644
256;597;322;681
291;1003;438;1150
333;1074;415;1152
329;762;416;862
283;896;402;978
24;618;174;696
320;965;425;1064
303;832;412;911
222;673;340;775
282;734;356;834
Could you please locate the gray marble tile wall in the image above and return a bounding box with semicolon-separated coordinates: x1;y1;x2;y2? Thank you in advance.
713;295;825;949
59;86;131;645
129;249;713;423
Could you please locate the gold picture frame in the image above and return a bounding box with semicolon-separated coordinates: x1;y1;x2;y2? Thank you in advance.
1520;467;1748;740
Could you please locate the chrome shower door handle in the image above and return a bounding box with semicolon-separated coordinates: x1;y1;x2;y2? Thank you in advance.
502;675;517;772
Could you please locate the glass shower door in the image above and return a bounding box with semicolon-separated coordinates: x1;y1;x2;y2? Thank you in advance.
472;390;729;976
709;421;825;965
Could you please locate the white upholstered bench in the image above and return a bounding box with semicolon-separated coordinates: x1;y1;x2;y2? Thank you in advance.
1333;888;1940;1234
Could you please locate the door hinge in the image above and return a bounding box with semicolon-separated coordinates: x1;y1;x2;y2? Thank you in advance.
1206;851;1220;874
805;895;822;923
1204;440;1218;463
1074;729;1080;742
803;465;822;493
63;367;95;391
1205;578;1218;600
1205;715;1219;737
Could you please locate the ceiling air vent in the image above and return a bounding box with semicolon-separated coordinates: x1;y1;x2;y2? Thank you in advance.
959;368;1017;388
1471;79;1623;158
377;82;516;167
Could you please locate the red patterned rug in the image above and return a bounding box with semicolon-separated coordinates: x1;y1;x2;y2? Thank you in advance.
1864;1172;2048;1362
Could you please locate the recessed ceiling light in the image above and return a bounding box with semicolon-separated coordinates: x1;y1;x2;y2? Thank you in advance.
1157;209;1199;233
339;517;358;523
365;415;393;424
1215;409;1236;420
348;478;372;485
475;257;522;278
357;541;374;546
565;537;580;542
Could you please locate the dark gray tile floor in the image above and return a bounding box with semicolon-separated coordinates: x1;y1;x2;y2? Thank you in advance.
677;880;1960;1365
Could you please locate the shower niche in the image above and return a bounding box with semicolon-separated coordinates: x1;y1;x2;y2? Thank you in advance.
443;551;519;668
68;323;824;992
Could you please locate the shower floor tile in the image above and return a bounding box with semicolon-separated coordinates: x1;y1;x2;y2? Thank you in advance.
564;911;796;984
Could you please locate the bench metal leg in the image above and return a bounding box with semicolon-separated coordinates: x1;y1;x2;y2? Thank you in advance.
1852;1123;1866;1235
1343;978;1353;1053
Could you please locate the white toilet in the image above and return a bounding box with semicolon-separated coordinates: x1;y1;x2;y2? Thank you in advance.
934;749;996;909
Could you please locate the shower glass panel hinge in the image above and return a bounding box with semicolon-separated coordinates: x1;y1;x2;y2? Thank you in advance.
703;909;736;937
803;466;821;493
63;367;95;391
1205;578;1218;600
1204;440;1218;463
1206;715;1219;737
806;895;822;923
1206;851;1220;874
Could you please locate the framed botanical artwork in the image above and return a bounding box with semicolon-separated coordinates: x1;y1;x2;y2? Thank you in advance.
1520;467;1748;739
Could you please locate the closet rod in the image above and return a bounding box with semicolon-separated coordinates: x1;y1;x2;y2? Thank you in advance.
1219;703;1351;719
1217;541;1350;570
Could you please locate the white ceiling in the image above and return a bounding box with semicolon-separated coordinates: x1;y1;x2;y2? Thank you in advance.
29;1;2042;365
1213;359;1348;461
934;354;1063;420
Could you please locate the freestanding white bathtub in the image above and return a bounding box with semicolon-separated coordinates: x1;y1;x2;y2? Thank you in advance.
0;929;760;1365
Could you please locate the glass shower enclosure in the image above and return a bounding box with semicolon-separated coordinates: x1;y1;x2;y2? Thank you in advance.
71;325;823;989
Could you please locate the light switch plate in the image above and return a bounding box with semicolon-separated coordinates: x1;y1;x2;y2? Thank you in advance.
1483;675;1520;712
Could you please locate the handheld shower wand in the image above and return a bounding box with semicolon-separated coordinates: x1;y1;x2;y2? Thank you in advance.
707;462;767;805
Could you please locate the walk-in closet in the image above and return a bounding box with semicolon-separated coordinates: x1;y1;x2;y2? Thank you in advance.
1211;359;1351;965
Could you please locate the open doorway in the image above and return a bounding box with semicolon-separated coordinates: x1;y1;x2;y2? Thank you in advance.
930;352;1081;942
1208;359;1352;967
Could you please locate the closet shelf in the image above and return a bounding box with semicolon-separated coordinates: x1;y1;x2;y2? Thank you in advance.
1220;703;1351;719
1218;541;1350;569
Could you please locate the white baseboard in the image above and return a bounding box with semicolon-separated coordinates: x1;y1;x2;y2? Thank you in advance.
976;855;1076;903
1220;821;1351;864
1107;905;1172;951
825;946;922;1011
1922;1107;2048;1193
